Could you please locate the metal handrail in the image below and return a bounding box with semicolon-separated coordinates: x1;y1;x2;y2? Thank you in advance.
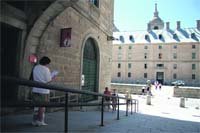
1;76;139;133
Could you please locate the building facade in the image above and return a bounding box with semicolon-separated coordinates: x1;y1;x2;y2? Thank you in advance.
112;4;200;86
1;0;114;103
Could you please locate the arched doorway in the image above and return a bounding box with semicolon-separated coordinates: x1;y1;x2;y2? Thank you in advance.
82;38;99;101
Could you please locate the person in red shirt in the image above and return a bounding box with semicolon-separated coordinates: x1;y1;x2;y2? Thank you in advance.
103;87;111;111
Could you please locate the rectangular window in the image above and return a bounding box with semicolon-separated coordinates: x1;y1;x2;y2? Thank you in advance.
192;74;195;79
173;53;177;59
157;64;164;68
173;64;177;69
144;45;148;49
173;45;177;49
144;53;147;59
159;53;162;59
128;63;131;69
117;72;121;77
128;53;131;59
144;64;147;69
129;46;132;50
118;53;122;60
192;45;196;49
118;46;122;50
192;64;196;70
89;0;99;7
173;73;177;79
118;63;121;68
192;53;196;59
128;72;131;78
158;45;162;49
144;73;147;78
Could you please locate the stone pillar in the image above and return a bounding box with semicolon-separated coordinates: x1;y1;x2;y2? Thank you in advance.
180;97;185;107
177;21;181;30
146;95;151;105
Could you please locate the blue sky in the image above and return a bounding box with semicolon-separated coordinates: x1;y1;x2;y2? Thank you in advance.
114;0;200;31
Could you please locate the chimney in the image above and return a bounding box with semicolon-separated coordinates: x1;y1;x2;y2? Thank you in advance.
166;22;170;30
177;21;181;30
147;23;151;31
197;20;200;30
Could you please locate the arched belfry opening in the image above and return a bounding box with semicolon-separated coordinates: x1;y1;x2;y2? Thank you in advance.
82;37;99;101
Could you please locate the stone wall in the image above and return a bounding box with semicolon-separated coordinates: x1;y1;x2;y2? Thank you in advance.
111;83;145;94
174;86;200;98
21;0;114;99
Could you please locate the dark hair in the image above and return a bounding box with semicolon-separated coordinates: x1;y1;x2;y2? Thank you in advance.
39;56;51;65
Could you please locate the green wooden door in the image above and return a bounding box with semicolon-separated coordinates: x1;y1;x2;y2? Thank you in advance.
82;38;98;101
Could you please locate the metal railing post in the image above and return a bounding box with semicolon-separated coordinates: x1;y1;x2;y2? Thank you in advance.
65;93;69;133
131;99;133;114
117;96;119;120
100;97;104;126
126;99;128;116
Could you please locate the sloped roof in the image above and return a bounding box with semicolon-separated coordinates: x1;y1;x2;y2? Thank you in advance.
113;28;200;44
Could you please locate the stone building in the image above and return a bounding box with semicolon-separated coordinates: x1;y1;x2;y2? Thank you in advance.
1;0;114;104
112;4;200;86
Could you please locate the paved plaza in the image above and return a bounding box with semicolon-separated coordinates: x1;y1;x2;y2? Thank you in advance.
1;86;200;133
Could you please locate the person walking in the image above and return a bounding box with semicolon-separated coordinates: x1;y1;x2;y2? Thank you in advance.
32;56;56;126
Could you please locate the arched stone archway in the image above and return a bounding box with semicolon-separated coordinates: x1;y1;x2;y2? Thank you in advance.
23;0;77;78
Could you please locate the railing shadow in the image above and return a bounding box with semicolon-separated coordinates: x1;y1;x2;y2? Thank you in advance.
1;76;139;133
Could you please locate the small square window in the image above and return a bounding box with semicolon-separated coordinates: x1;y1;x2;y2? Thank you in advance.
173;53;177;59
128;72;131;78
117;72;121;77
128;53;131;59
129;46;132;50
159;53;162;59
144;64;147;69
192;74;195;79
144;46;148;49
118;46;122;50
192;64;196;70
158;45;162;49
118;63;121;68
174;45;177;49
144;53;147;59
89;0;99;7
192;53;196;59
173;64;177;69
128;63;131;69
144;73;147;78
192;45;196;49
173;73;177;79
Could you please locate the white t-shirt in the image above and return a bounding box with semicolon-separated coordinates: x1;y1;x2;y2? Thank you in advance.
32;64;51;94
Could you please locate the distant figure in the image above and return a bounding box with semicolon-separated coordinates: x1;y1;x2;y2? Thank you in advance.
125;91;132;106
104;87;111;110
111;89;118;111
142;86;146;95
154;81;158;90
158;83;162;90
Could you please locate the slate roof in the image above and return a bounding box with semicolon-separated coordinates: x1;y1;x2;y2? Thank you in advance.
113;28;200;44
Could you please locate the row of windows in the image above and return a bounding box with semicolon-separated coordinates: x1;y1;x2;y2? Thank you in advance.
118;33;198;43
117;72;196;80
117;52;197;59
118;44;196;50
117;63;197;70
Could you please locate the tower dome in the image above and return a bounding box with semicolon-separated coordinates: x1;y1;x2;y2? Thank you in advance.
147;3;164;30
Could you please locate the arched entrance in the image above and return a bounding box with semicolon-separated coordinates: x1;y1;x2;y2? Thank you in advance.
82;38;99;101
